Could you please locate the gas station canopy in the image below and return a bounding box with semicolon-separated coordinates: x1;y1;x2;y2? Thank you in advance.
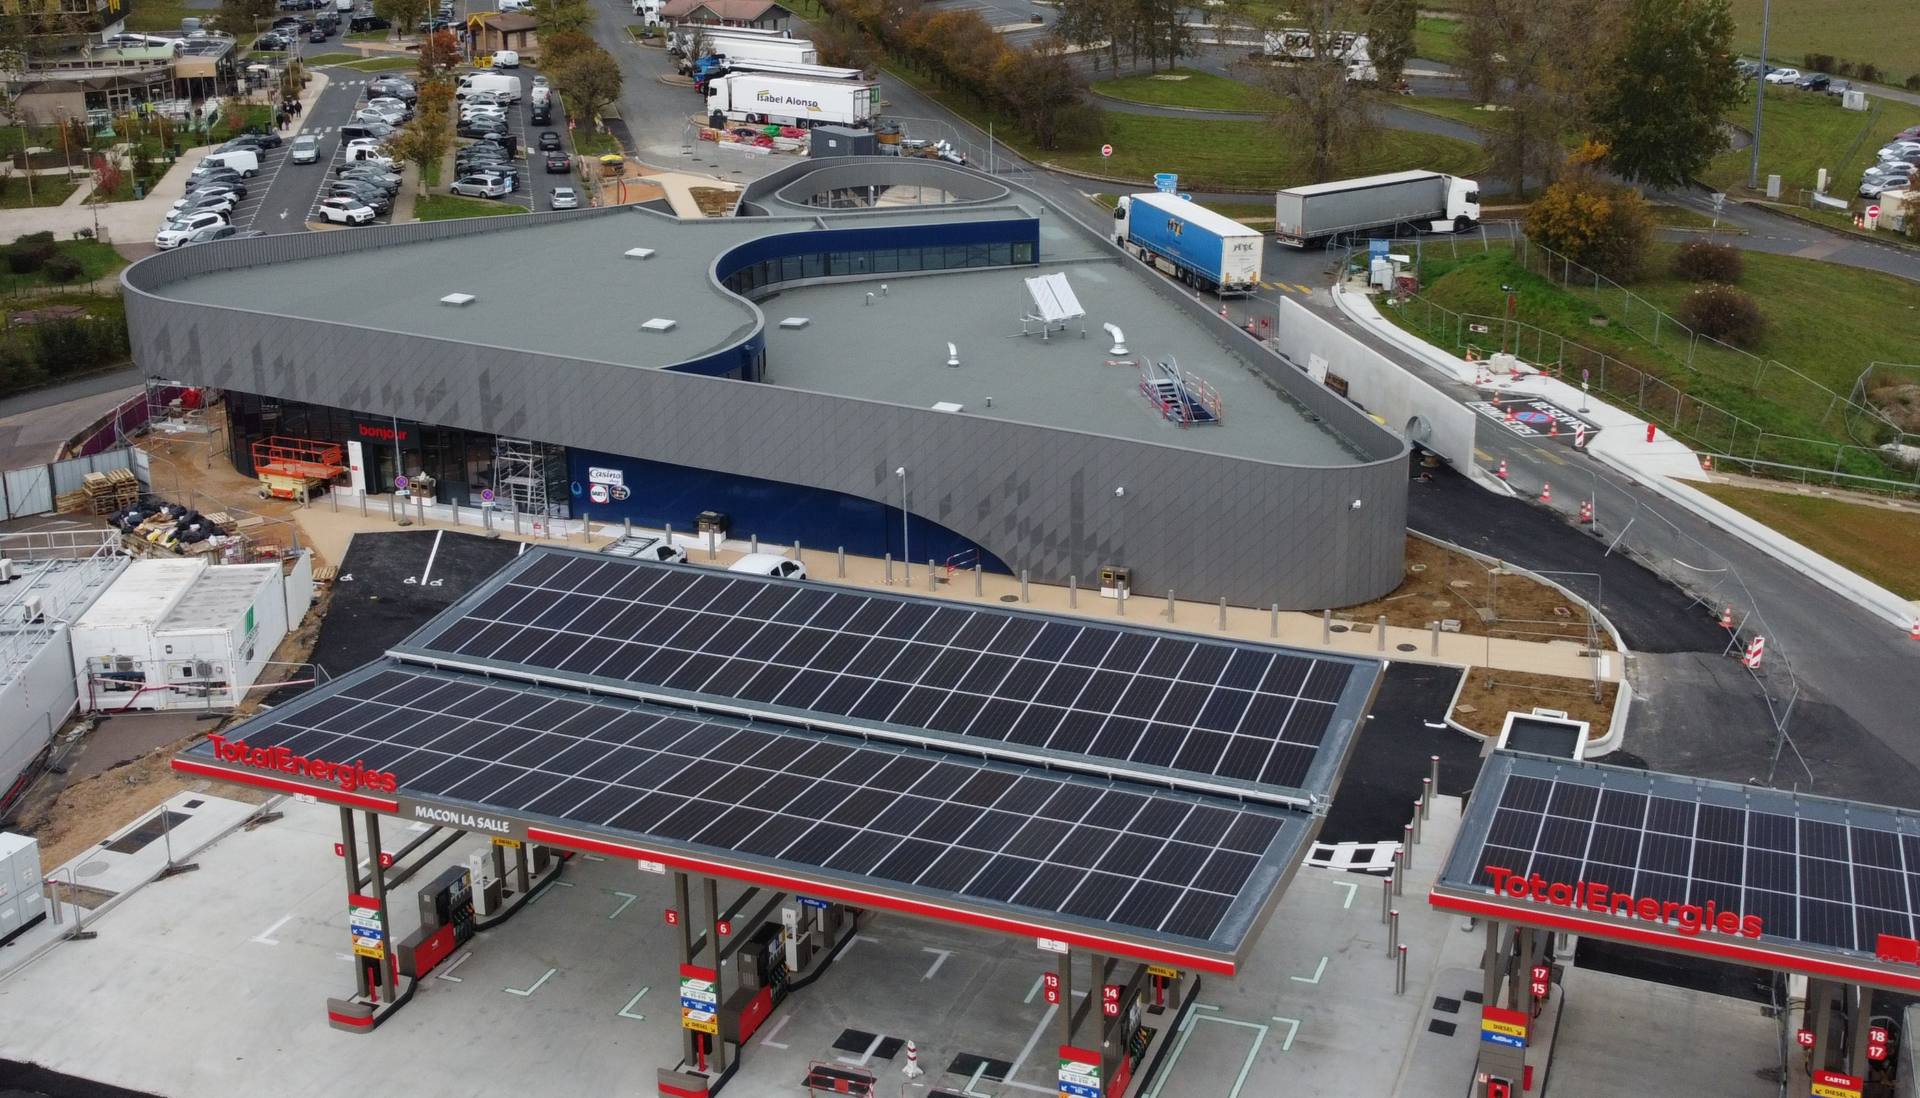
178;548;1385;975
1432;751;1920;994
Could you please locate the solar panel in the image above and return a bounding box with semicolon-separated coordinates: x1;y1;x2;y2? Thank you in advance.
398;549;1376;804
193;661;1310;950
1441;753;1920;963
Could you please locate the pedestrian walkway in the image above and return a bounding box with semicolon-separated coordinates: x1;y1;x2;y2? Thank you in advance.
287;489;1621;685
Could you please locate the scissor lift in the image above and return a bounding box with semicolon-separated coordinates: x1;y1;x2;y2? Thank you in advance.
252;436;347;502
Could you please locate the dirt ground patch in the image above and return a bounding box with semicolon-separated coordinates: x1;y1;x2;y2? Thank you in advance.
14;745;269;876
1451;668;1617;741
136;404;325;569
689;186;738;216
1330;535;1613;650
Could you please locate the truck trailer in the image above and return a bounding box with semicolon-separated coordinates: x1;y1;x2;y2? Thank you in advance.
705;72;875;128
1273;170;1480;247
1113;192;1263;296
674;26;815;71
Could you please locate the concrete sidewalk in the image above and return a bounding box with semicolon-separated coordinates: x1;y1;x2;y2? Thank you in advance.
289;490;1621;684
1334;283;1920;631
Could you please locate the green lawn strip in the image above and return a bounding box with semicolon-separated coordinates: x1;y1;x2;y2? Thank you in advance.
1090;68;1274;113
0;176;80;208
0;240;128;292
344;30;394;42
304;52;366;66
413;194;526;220
1394;95;1500;131
1701;88;1920;198
1647;204;1749;233
1413;16;1467;67
122;0;187;31
345;57;418;72
571;129;622;157
1695;482;1920;598
1382;245;1919;476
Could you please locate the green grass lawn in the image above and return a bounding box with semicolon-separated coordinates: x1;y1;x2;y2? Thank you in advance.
0;176;79;208
344;57;418;72
0;240;127;293
123;0;188;31
1052;112;1486;191
1647;204;1748;233
1728;0;1920;89
1090;68;1274;113
344;30;392;42
413;194;526;221
1383;245;1920;477
571;129;622;157
1413;15;1467;67
304;52;365;66
1395;95;1501;131
1697;482;1920;597
1701;88;1920;199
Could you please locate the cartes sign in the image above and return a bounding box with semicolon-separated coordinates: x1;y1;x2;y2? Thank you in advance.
1811;1070;1863;1098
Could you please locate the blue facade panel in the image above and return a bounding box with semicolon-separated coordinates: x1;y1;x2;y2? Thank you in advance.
667;329;765;380
715;217;1040;278
566;447;1011;573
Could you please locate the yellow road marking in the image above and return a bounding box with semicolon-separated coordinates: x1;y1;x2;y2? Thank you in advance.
1293;284;1315;294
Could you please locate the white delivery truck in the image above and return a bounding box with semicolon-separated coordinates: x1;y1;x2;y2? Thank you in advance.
629;0;661;23
1113;192;1263;296
456;71;522;101
1272;170;1480;247
679;28;817;74
705;72;874;128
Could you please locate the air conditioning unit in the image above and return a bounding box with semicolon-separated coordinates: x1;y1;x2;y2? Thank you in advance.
21;594;43;623
0;558;17;583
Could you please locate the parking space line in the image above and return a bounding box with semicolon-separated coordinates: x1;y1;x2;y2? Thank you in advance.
528;879;574;904
1288;956;1328;984
503;967;557;997
1333;879;1357;908
1143;1004;1270;1098
1023;973;1044;1004
834;1033;886;1067
248;914;293;945
436;950;473;982
1271;1016;1300;1053
616;986;648;1020
758;1014;793;1049
607;890;637;919
414;528;444;585
921;947;952;980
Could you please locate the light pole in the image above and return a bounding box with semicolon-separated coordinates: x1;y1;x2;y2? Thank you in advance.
1499;283;1516;355
895;466;909;582
1746;0;1771;191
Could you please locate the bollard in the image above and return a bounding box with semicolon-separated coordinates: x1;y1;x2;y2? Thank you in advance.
1421;778;1433;822
1218;597;1227;631
1381;877;1392;924
415;496;424;526
838;546;846;578
1322;609;1331;644
453;502;461;528
665;522;674;544
1117;587;1126;617
1392;851;1403;897
581;514;590;543
1270;604;1278;639
928;560;936;592
1430;620;1441;656
1068;575;1077;608
1167;589;1176;622
484;506;493;534
331;490;338;513
885;553;893;584
387;494;396;523
1388;909;1399;959
750;534;759;554
794;540;802;566
1429;756;1441;803
974;563;982;597
624;517;632;538
1396;945;1408;996
1412;802;1424;846
360;492;367;517
1376;614;1388;651
1402;825;1414;872
707;530;716;560
514;509;523;536
1020;569;1030;602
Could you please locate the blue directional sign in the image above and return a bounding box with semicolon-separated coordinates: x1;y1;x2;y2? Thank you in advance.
1481;1030;1525;1049
798;896;830;910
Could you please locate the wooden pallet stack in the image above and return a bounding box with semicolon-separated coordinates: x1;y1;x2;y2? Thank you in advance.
81;469;140;514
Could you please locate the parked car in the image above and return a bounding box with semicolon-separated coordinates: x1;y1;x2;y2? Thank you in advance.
544;152;570;174
169;192;238;218
155;210;229;249
549;186;578;210
458;119;508;138
1877;141;1920;161
254;32;289;50
225;130;282;150
530;106;552;126
456;151;509;168
187;179;246;200
289;134;321;163
469;166;518;188
308;26;328;41
492;49;519;67
1861;174;1912;198
727;553;807;580
1735;59;1760;78
316;196;375;224
328;184;392;213
531;74;548;87
1796;73;1830;92
536;130;562;151
338;122;394;143
184;224;263;246
1763;66;1800;85
348;13;388;30
450;175;511;198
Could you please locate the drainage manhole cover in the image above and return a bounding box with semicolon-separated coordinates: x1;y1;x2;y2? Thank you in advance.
1329;624;1349;633
76;861;110;878
999;595;1018;602
1396;643;1418;652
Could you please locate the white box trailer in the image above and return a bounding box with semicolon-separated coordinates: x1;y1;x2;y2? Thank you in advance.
0;832;48;945
1273;170;1480;247
705;72;874;129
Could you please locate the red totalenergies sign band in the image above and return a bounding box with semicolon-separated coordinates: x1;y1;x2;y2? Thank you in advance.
206;733;399;795
1483;865;1763;940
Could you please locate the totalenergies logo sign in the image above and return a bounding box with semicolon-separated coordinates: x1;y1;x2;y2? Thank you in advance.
207;733;399;794
1483;865;1763;939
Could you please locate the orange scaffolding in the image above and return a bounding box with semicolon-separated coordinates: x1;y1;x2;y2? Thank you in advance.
252;436;347;501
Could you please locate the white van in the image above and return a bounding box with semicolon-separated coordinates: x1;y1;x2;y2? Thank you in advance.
492;49;520;67
456;72;521;102
530;84;551;108
727;553;807;580
195;149;260;177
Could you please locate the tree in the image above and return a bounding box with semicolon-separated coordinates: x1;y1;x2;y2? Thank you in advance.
1127;0;1194;73
1458;0;1626;190
540;28;596;68
532;0;595;36
218;0;276;39
387;97;449;194
551;45;622;130
1250;0;1375;183
373;0;429;38
1052;0;1127;75
992;44;1097;150
417;28;461;77
1524;149;1654;280
1364;0;1415;87
1591;0;1741;188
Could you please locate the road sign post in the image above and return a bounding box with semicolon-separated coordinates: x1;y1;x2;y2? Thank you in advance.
1100;143;1112;162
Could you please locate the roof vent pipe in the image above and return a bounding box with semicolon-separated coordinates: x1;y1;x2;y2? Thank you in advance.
1104;323;1128;355
865;292;874;306
946;343;960;368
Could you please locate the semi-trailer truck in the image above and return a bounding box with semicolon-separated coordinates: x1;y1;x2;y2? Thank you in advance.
674;26;814;72
1272;170;1480;247
705;72;875;128
1113;192;1263;296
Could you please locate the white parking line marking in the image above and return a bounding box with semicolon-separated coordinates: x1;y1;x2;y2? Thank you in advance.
437;950;473;982
1333;879;1357;909
1271;1016;1300;1052
416;528;444;585
1023;973;1044;1004
504;967;557;996
249;914;293;944
837;932;880;959
758;1013;793;1049
1289;956;1328;984
607;890;637;919
617;986;648;1020
529;879;574;904
921;947;952;980
835;1033;886;1067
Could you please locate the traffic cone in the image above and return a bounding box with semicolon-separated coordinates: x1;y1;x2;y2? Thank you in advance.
1539;482;1552;504
1910;619;1920;641
1504;405;1517;424
1496;459;1508;480
1219;304;1229;319
1578;500;1592;524
1720;606;1734;629
1549;420;1559;438
903;1041;924;1078
1701;455;1714;472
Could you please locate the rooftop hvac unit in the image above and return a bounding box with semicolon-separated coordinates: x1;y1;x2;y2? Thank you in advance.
21;594;43;623
0;558;16;583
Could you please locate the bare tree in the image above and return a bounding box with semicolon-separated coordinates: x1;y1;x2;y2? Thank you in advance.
1460;0;1626;191
1248;0;1376;183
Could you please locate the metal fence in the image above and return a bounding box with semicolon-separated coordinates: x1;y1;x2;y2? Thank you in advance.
0;447;148;520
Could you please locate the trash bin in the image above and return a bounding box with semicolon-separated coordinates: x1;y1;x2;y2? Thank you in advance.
696;510;729;537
